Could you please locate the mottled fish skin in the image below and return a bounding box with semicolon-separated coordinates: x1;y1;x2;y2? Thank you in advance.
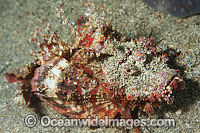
142;0;200;17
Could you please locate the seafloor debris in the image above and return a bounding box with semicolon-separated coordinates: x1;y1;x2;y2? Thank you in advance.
5;2;185;128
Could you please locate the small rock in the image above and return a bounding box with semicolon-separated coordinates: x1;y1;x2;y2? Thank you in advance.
14;95;26;105
175;109;182;115
197;101;200;107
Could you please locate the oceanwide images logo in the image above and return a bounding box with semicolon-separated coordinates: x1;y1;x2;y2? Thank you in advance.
24;114;176;129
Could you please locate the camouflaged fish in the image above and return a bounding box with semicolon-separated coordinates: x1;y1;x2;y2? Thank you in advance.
5;3;186;132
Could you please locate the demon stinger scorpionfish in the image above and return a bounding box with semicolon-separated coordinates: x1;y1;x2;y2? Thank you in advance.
5;3;185;131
